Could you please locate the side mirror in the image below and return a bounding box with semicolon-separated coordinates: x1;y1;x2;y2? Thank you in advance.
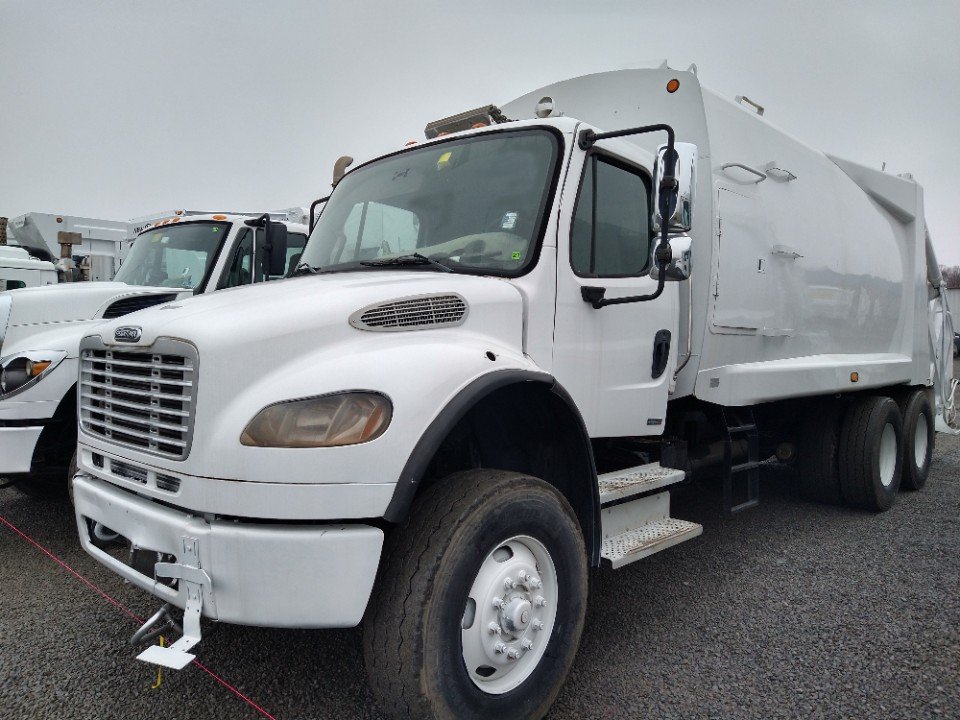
264;220;289;277
653;142;698;233
650;235;691;282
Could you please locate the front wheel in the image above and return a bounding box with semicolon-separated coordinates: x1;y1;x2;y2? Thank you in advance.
363;470;588;720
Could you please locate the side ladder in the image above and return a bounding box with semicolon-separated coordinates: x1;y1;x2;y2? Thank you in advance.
721;407;760;513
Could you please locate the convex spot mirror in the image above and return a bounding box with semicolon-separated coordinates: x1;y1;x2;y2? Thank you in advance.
653;142;698;234
650;235;691;282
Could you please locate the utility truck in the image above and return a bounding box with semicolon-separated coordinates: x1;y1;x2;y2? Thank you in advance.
71;68;955;720
0;213;306;496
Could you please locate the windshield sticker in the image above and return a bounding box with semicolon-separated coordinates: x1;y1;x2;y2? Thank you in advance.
501;212;518;230
511;251;522;261
437;151;453;170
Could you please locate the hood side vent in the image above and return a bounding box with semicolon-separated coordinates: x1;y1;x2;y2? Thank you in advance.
350;293;468;332
103;294;177;319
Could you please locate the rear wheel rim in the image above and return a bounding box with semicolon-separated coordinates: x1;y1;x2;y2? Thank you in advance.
914;414;929;469
460;534;558;695
879;422;897;487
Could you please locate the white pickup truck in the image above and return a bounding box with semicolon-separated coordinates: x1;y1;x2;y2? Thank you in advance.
0;213;306;496
0;245;57;290
73;68;954;720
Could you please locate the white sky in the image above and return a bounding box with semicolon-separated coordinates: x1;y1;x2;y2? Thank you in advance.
2;0;958;263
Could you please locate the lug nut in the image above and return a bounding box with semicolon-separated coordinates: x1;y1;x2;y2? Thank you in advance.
521;639;534;651
506;647;520;660
492;596;503;608
532;619;544;631
488;622;502;635
504;577;513;590
494;642;508;655
529;576;542;589
535;596;547;608
518;570;527;582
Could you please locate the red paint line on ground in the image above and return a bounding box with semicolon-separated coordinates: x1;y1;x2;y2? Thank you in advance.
0;513;278;720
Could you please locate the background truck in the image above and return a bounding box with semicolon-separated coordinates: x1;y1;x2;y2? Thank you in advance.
71;67;954;720
0;246;57;290
0;212;306;496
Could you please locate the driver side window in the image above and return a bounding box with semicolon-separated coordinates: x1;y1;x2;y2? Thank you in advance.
571;156;651;277
219;228;253;289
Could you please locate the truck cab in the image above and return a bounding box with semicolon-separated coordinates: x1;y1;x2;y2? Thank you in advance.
0;245;57;290
0;213;307;496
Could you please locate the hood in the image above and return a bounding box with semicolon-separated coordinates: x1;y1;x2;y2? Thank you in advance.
91;271;525;356
1;282;190;358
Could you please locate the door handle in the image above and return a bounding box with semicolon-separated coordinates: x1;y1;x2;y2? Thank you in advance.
652;329;672;379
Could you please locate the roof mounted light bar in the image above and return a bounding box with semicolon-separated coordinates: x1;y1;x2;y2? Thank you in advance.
424;105;513;139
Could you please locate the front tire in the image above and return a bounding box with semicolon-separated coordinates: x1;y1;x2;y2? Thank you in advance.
839;396;903;511
363;469;588;720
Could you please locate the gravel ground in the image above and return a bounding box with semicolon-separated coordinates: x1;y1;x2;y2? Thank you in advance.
1;391;958;719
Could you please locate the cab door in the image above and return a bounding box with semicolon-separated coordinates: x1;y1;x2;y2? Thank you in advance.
551;149;677;437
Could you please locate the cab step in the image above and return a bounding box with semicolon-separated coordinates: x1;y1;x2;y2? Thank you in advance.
599;489;702;569
598;462;685;505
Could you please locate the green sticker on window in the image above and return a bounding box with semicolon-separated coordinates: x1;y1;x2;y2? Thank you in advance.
511;251;522;261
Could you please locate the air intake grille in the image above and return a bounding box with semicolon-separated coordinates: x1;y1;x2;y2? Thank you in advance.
79;342;196;460
103;294;177;319
350;294;468;332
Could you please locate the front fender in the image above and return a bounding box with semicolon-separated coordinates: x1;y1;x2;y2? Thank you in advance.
180;331;543;498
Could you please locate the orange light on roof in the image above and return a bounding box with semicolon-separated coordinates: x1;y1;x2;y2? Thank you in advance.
666;78;680;93
56;217;63;223
471;122;488;129
405;140;418;146
212;214;227;220
170;217;180;222
850;372;859;383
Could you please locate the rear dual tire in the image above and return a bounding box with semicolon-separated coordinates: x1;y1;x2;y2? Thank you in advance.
838;396;903;511
895;389;934;491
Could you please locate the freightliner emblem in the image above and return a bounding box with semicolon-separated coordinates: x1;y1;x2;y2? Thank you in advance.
114;326;142;343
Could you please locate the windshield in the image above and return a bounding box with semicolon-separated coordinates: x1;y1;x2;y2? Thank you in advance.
114;222;229;290
300;129;560;276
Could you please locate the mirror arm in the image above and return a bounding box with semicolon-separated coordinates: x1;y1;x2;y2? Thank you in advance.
578;123;678;309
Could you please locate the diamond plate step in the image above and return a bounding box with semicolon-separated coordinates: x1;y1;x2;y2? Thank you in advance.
601;518;703;569
598;462;685;505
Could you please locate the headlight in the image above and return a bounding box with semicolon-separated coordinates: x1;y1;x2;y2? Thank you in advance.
240;391;392;448
0;351;67;397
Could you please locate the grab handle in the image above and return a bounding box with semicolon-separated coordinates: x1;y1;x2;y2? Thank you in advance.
721;162;767;183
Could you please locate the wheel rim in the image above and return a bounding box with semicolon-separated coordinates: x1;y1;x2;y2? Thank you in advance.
879;422;897;487
914;414;929;469
460;534;558;695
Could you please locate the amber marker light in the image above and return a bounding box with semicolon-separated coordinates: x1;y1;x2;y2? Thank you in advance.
850;372;860;383
211;214;227;220
666;78;680;93
27;360;51;377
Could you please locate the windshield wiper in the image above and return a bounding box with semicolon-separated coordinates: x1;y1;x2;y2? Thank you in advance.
360;253;453;273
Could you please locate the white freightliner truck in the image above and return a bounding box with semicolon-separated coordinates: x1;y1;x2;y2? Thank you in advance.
0;213;307;496
72;69;955;720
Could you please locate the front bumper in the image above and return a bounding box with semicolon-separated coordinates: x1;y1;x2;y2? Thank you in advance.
73;473;384;628
0;426;43;473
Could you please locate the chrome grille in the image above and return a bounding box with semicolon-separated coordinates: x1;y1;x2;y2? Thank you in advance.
79;341;197;459
350;294;468;332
